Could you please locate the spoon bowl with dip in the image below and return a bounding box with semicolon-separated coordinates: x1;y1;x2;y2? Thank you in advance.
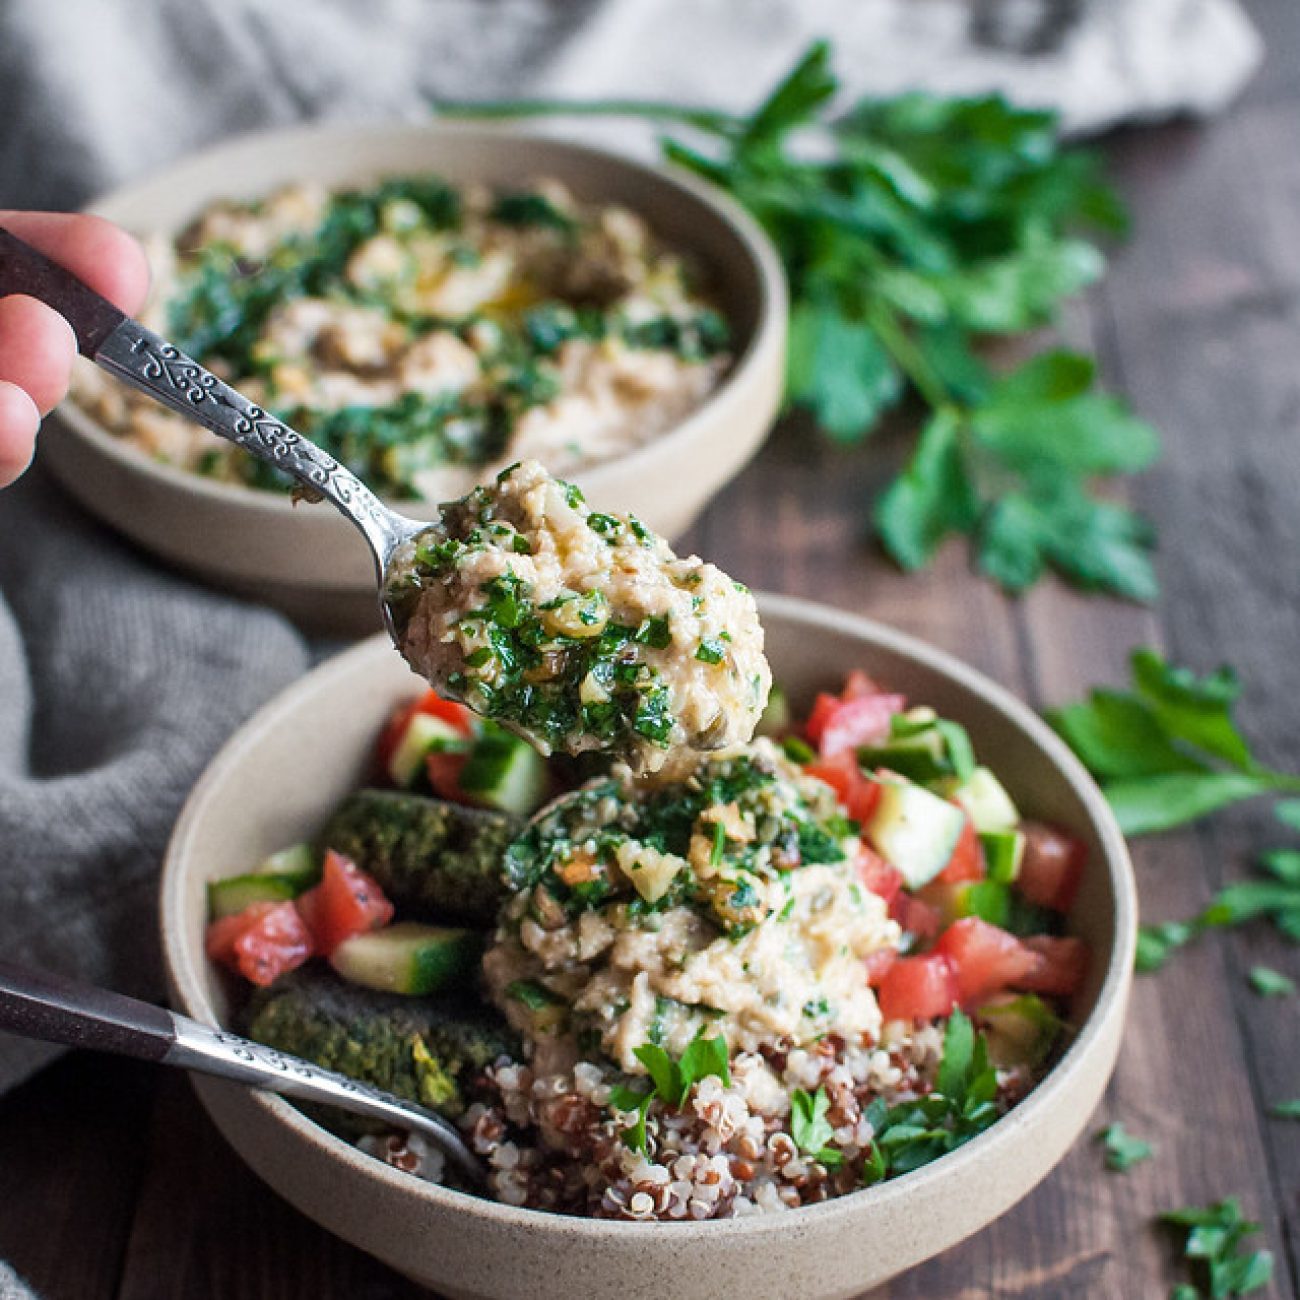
0;226;770;772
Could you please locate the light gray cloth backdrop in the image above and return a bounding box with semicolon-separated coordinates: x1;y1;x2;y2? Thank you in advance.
0;0;1260;1292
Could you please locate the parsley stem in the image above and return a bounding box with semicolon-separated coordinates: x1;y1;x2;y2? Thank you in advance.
864;301;954;414
434;98;741;135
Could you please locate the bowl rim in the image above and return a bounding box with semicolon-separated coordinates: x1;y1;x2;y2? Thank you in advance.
161;591;1136;1242
58;118;788;516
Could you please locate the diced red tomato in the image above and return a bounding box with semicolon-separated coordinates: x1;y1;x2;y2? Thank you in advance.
935;817;985;885
1017;822;1087;913
294;849;395;955
205;901;314;988
889;891;942;941
805;692;843;747
863;948;898;988
805;750;882;824
817;693;906;758
878;953;957;1021
841;670;884;700
934;917;1039;1006
375;690;475;778
1017;936;1089;998
857;845;902;907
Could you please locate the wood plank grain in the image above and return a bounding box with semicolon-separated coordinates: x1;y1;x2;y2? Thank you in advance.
1089;97;1300;1296
0;1053;154;1300
114;1075;424;1300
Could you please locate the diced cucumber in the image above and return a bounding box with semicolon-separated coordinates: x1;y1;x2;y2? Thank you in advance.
864;778;967;889
977;994;1062;1068
860;727;949;783
980;829;1026;883
459;728;548;815
328;922;483;996
946;766;1020;833
255;842;320;891
388;713;468;789
208;873;301;919
755;683;791;737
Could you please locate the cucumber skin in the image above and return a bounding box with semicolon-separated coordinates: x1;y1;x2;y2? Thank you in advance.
242;966;518;1117
208;874;300;918
320;789;522;927
330;924;484;996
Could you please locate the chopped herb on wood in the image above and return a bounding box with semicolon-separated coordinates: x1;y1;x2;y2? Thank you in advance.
1096;1122;1153;1172
1161;1198;1274;1298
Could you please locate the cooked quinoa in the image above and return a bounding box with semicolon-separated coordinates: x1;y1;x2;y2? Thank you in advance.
70;176;729;497
385;460;770;772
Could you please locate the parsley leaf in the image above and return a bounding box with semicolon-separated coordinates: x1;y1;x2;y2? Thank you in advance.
1050;649;1300;835
1161;1198;1273;1298
437;42;1159;599
609;1082;654;1155
632;1034;731;1111
790;1087;844;1169
1135;829;1300;973
867;1010;1002;1178
1247;966;1295;997
1096;1122;1154;1172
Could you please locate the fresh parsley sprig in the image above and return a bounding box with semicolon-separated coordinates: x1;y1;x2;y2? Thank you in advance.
1161;1198;1274;1298
790;1087;844;1169
436;42;1160;599
864;1010;1001;1178
609;1036;732;1154
1135;805;1300;972
1050;649;1300;835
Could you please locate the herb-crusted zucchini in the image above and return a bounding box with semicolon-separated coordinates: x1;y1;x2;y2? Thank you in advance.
242;967;518;1115
319;789;521;926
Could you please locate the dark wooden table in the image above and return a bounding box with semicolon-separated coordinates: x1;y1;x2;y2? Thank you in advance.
3;5;1298;1296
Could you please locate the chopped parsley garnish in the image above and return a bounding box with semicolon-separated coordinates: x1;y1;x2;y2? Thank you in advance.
1270;1099;1300;1120
694;637;726;665
505;979;566;1010
709;820;727;867
790;1087;844;1168
1161;1198;1273;1298
1096;1122;1153;1172
634;615;672;649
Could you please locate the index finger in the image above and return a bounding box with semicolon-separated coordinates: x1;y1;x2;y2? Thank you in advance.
0;211;150;318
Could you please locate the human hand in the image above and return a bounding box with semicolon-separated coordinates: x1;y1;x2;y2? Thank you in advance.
0;213;149;486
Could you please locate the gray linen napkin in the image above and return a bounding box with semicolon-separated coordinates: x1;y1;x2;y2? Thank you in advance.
0;2;1261;1294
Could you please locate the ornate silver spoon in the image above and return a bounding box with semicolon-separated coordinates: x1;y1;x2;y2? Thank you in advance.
0;226;425;641
0;959;485;1187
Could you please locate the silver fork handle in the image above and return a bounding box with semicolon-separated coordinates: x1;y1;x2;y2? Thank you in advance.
165;1014;484;1186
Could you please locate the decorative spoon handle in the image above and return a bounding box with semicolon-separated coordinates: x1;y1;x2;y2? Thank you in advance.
0;225;418;577
0;959;484;1186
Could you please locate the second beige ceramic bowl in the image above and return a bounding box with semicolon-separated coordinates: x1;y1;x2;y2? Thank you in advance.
160;594;1136;1300
44;122;786;634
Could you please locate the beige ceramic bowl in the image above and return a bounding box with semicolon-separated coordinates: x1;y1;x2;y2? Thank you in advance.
160;595;1135;1300
44;122;786;634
